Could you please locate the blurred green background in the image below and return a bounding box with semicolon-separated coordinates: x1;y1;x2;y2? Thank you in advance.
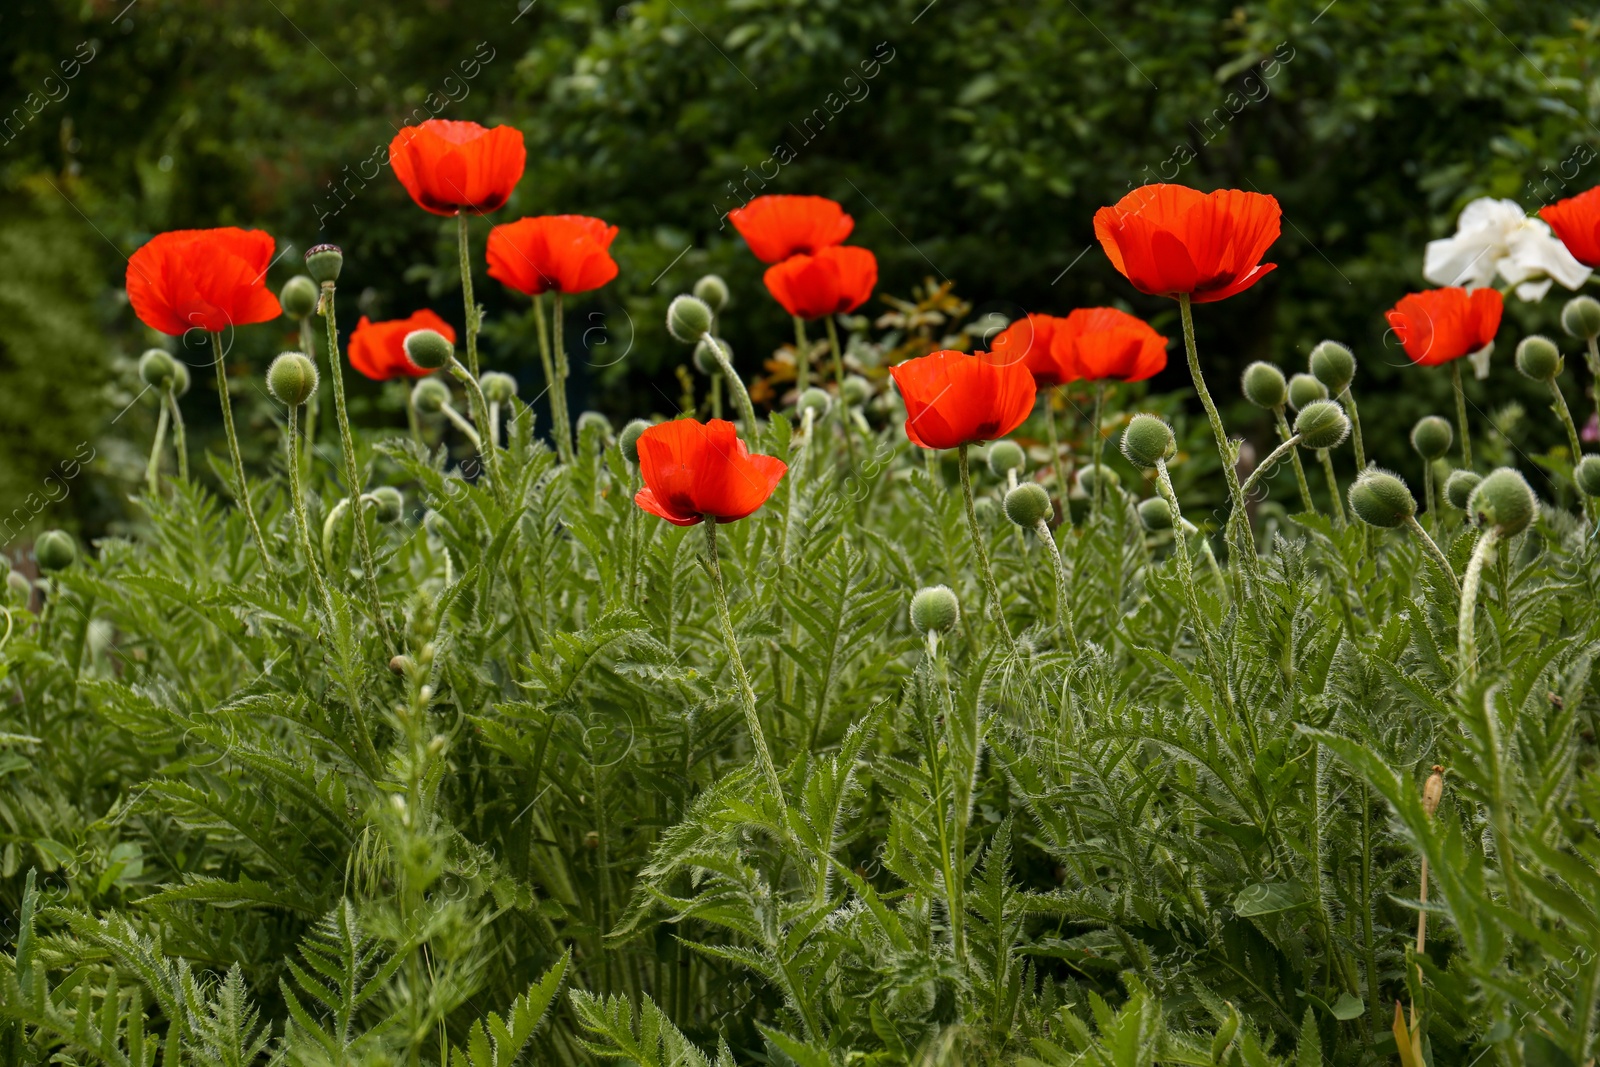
2;0;1597;538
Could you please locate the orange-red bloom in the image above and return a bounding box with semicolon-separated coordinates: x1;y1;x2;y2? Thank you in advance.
1385;287;1503;367
1539;186;1600;267
763;246;877;320
348;310;456;381
389;119;526;217
126;228;281;336
728;195;854;264
486;215;620;296
1054;307;1168;382
989;314;1074;387
1094;184;1280;303
889;349;1037;450
634;418;788;526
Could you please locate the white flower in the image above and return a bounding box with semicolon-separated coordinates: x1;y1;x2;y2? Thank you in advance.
1424;197;1591;302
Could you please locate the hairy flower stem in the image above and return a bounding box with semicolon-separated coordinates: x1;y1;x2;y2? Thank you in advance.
1451;361;1473;470
1587;336;1600;429
166;384;188;481
210;334;273;575
1404;516;1460;594
1090;382;1107;521
440;398;484;450
1240;434;1304;497
1154;458;1229;704
1033;520;1081;652
1341;387;1366;468
145;398;169;497
704;334;759;436
1318;450;1347;528
531;295;572;464
447;358;508;507
1273;407;1315;513
1458;528;1499;684
792;315;810;392
457;213;481;379
1179;295;1258;576
703;520;789;819
299;317;319;475
553;293;576;463
957;444;1015;650
923;631;968;966
1422;462;1437;534
1044;389;1063;507
285;404;333;616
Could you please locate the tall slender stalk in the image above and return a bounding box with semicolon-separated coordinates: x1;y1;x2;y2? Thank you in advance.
1422;461;1437;533
1318;450;1347;528
1273;406;1315;513
1587;336;1600;430
166;384;188;481
704;335;759;436
1404;516;1460;594
553;293;576;462
1451;361;1473;470
793;315;810;393
285;403;333;615
457;213;481;379
1458;528;1499;684
1044;389;1063;507
531;294;569;463
957;444;1014;649
1090;382;1107;520
145;399;169;497
299;316;319;476
1341;387;1366;469
1153;457;1228;702
1033;519;1080;652
1179;294;1258;572
1241;434;1303;497
210;333;273;574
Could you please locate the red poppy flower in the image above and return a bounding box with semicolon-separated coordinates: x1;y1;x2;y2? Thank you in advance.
1094;184;1281;303
762;246;877;320
1053;307;1168;382
889;349;1037;450
634;418;788;526
1539;186;1600;267
486;215;620;296
126;228;281;336
348;310;456;381
989;314;1074;387
389;119;526;217
1384;287;1503;367
728;195;854;264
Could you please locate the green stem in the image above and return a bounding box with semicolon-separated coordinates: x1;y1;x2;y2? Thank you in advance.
1404;515;1460;594
1318;449;1347;528
1240;434;1304;497
822;318;857;474
531;295;566;461
1550;375;1585;460
825;315;847;390
706;335;759;436
299;316;318;477
1341;386;1366;469
166;385;188;481
1274;407;1315;513
1154;458;1229;703
457;212;480;378
1586;336;1600;431
1179;294;1258;572
957;444;1014;649
1458;528;1498;684
793;315;810;393
1090;382;1107;521
1033;519;1080;652
1423;461;1436;534
1451;361;1473;470
1044;389;1063;508
210;333;273;574
440;401;483;450
285;404;334;616
145;397;169;497
553;292;575;463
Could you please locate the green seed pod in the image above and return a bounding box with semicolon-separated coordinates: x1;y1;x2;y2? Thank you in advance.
304;243;343;285
1513;335;1562;381
692;336;724;376
1573;455;1600;497
1120;413;1176;468
797;387;832;419
411;377;451;414
692;274;729;312
171;361;191;398
1293;399;1350;450
1468;467;1537;536
1444;469;1482;511
138;348;177;389
909;584;960;635
1309;340;1357;393
1075;464;1120;495
366;486;405;523
576;410;611;438
1410;415;1453;461
1241;361;1287;409
1138;496;1173;531
1287;372;1329;412
987;440;1026;477
841;375;871;405
35;529;77;572
280;275;320;320
619;418;651;464
667;294;714;343
479;371;517;404
266;351;319;406
404;329;454;371
1347;468;1416;529
1561;295;1600;341
1003;482;1052;527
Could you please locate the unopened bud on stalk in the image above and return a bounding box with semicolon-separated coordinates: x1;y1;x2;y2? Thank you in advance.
1444;469;1482;511
171;361;191;398
692;274;729;312
797;388;832;420
1575;455;1600;498
266;351;319;406
1410;416;1453;461
910;584;960;635
1309;340;1357;394
404;329;454;371
1139;496;1173;530
411;377;451;414
304;243;343;285
139;348;177;389
479;371;517;404
1076;464;1120;495
388;654;413;675
35;529;77;573
692;337;724;376
987;440;1026;477
1121;414;1176;468
1241;361;1287;409
842;375;871;405
1422;765;1445;818
1003;482;1051;527
1287;372;1329;412
366;486;404;523
1293;399;1349;450
1513;335;1563;381
619;418;650;464
280;275;320;320
667;294;714;343
577;410;611;439
1348;468;1415;528
6;570;31;605
1468;467;1537;536
1561;295;1600;341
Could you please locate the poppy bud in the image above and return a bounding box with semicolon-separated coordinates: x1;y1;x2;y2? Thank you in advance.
1309;340;1357;394
1076;464;1120;495
1287;372;1329;411
35;529;77;572
1561;295;1600;341
1444;469;1482;511
1513;335;1562;381
1575;455;1600;498
910;584;960;635
1121;414;1176;468
404;329;454;371
1241;361;1287;409
139;348;177;389
577;410;611;438
1410;416;1453;461
667;294;713;343
692;273;729;312
1003;482;1051;527
304;243;343;285
1422;765;1445;818
366;486;404;523
266;351;319;406
479;371;517;404
1138;496;1173;530
171;361;191;398
388;654;413;675
692;337;724;376
619;418;650;464
6;570;31;605
1468;467;1537;536
412;377;451;414
1347;468;1415;529
987;440;1026;477
280;275;320;320
842;375;871;406
1293;399;1349;450
797;387;832;419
